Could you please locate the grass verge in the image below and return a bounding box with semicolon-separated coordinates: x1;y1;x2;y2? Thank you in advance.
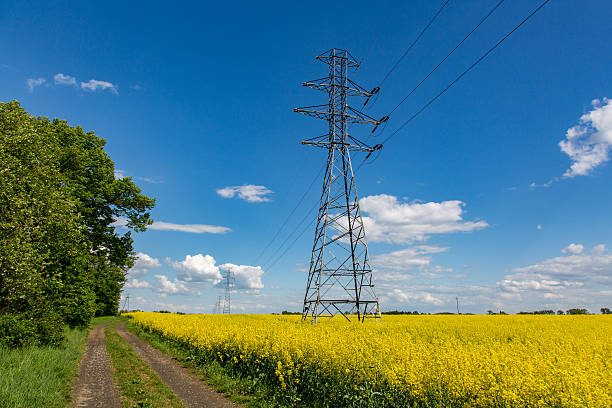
126;321;277;407
105;318;185;408
0;316;113;408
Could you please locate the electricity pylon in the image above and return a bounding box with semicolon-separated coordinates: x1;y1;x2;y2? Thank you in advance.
295;48;382;323
121;294;130;313
222;268;234;314
213;295;223;314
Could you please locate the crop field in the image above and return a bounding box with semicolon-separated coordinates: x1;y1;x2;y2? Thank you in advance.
128;312;611;407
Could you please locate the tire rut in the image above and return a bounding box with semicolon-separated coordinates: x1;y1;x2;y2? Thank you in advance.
71;322;121;408
115;321;235;408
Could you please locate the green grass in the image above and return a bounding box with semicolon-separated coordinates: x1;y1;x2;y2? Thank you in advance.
0;316;113;408
105;319;185;408
126;321;277;407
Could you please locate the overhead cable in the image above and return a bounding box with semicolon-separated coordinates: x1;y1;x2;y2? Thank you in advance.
363;0;452;107
379;0;551;147
255;164;324;263
386;0;506;117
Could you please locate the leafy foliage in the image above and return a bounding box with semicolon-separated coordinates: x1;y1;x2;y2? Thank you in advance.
0;101;154;346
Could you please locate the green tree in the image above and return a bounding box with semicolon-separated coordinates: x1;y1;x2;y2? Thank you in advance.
0;101;91;345
48;118;154;315
566;308;588;315
0;101;154;346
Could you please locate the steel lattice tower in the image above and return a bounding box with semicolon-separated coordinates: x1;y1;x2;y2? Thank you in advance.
222;269;234;314
295;48;382;323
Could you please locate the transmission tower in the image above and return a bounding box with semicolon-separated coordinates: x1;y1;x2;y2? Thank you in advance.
213;295;223;314
121;293;130;313
295;48;382;323
222;268;234;314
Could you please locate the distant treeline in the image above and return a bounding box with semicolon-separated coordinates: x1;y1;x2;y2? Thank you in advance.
0;101;155;347
490;308;609;315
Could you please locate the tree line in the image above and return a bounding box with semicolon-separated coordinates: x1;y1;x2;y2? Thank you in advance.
0;101;154;347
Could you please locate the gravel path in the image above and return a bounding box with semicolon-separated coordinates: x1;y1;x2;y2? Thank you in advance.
71;322;121;408
115;321;235;408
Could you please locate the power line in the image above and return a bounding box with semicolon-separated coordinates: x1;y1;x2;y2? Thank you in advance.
262;200;318;270
265;151;374;272
368;0;451;99
386;0;506;117
379;0;551;147
255;164;324;263
265;216;315;272
355;0;401;72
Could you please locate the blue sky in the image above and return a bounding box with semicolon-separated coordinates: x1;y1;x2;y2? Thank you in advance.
2;0;611;314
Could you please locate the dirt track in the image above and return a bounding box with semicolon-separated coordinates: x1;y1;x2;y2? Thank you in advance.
115;321;234;408
71;322;121;408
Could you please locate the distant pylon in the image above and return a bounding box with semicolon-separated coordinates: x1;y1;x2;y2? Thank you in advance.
222;268;234;314
121;294;130;313
213;295;223;314
295;48;382;323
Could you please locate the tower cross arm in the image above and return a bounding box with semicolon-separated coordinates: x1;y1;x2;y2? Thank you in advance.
294;105;382;125
300;134;376;152
302;77;373;97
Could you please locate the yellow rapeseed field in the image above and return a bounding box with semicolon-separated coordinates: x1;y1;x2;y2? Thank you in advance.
127;312;611;407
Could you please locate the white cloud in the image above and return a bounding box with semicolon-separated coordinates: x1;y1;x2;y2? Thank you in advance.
219;263;264;290
497;245;612;309
560;98;612;177
387;288;445;306
125;278;152;289
80;79;118;94
129;252;161;276
26;78;46;92
537;224;542;230
562;243;583;254
216;185;273;203
133;176;164;184
154;274;195;295
130;84;144;91
359;194;488;244
373;245;449;272
172;254;222;283
54;73;77;86
114;169;126;179
149;221;231;234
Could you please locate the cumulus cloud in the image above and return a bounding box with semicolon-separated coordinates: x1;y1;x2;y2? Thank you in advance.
560;98;612;177
154;274;195;295
124;278;152;289
129;252;161;275
498;244;612;307
172;254;223;283
162;255;263;293
373;245;449;272
81;79;118;94
359;194;488;244
219;263;264;290
216;185;273;202
26;77;46;92
387;288;445;306
54;73;77;86
562;243;584;254
149;221;231;234
375;280;498;312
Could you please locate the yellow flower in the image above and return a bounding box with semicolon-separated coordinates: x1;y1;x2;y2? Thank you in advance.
127;312;612;407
